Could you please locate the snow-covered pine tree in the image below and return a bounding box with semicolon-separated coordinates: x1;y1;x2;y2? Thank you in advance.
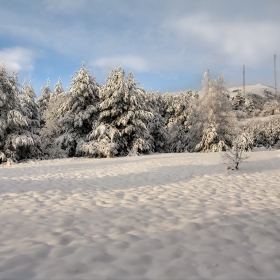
40;77;65;158
53;77;64;96
0;65;42;163
37;78;52;122
90;67;154;157
162;91;195;152
56;62;100;157
230;90;247;118
231;90;243;110
40;92;65;158
146;91;168;153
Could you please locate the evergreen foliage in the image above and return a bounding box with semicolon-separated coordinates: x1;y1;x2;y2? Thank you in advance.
56;62;100;157
0;65;42;163
91;67;154;157
37;78;52;121
146;91;168;153
1;62;279;164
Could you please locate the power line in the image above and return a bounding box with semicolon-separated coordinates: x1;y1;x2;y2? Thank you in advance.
243;65;246;98
274;54;277;97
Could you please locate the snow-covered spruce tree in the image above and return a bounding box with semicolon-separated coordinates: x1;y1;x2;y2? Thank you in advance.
40;77;66;158
194;71;236;152
53;77;64;96
40;93;66;158
88;67;154;157
0;65;42;164
231;90;247;119
56;63;100;157
37;78;52;124
162;91;196;152
146;91;168;153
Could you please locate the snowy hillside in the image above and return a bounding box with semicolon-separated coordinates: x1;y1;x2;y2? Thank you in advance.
169;83;276;98
228;83;276;98
1;151;280;279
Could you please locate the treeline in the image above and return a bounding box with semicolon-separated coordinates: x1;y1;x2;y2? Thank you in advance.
0;63;280;164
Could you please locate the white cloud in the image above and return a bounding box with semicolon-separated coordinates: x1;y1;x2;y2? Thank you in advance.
0;47;35;73
165;13;280;66
91;55;149;72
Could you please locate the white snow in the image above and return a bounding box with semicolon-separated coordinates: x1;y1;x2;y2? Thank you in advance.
1;151;280;279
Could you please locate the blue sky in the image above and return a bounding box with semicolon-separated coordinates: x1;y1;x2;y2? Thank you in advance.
0;0;279;97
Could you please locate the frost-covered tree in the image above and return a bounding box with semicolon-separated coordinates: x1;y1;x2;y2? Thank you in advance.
87;67;154;157
56;62;100;157
193;71;236;152
0;65;42;163
202;69;213;95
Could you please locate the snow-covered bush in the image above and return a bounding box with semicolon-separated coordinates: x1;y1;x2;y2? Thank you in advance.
262;99;280;116
247;115;280;148
221;133;251;170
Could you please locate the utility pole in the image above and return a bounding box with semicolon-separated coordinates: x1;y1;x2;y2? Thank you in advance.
243;65;246;98
274;54;277;97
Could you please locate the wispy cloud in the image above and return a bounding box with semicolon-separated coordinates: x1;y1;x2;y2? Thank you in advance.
43;0;90;14
0;47;35;73
164;13;280;66
91;55;149;73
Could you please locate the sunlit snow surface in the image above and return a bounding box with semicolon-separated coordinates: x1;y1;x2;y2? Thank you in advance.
1;151;280;279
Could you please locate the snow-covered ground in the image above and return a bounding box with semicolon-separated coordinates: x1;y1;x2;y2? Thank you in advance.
1;151;280;280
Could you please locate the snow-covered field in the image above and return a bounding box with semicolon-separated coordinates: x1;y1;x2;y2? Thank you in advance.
1;151;280;280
